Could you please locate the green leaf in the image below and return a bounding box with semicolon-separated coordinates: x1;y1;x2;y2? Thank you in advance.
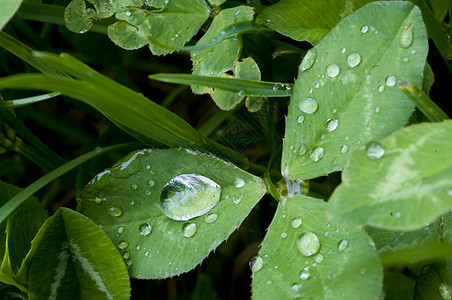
384;271;415;300
256;0;373;45
191;6;254;95
16;208;130;300
0;0;23;30
327;120;452;230
252;195;382;299
0;181;47;290
281;1;428;181
414;264;451;300
78;148;266;279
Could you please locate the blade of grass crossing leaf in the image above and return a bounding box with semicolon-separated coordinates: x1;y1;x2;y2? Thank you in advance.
0;92;60;109
398;81;449;122
149;74;293;97
0;143;138;225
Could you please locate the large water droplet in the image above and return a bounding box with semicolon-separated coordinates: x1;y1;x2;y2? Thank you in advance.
326;119;339;132
204;213;218;223
139;223;152;236
108;206;123;217
310;147;324;162
118;240;129;250
400;23;414;48
249;256;263;272
337;239;349;252
439;283;452;300
385;75;396;86
182;222;197;238
160;174;221;221
298;98;318;114
297;232;320;256
326;64;340;78
292;218;302;228
300;49;317;71
340;145;349;153
346;52;361;68
366;142;385;159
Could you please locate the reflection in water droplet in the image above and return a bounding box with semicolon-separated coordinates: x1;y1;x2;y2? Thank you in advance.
131;183;138;189
341;145;349;153
108;206;123;217
337;240;349;252
249;256;263;272
160;174;221;221
326;64;340;78
346;52;361;68
118;226;124;234
183;223;197;238
297;116;305;124
378;85;385;93
145;164;151;170
300;270;310;280
122;251;129;259
386;75;396;86
292;218;302;228
366;142;385;159
360;25;369;33
118;240;129;250
340;47;346;54
400;23;414;48
314;254;324;263
298;98;318;114
233;197;242;204
297;232;320;256
147;179;155;187
234;178;246;188
310;147;324;162
94;197;103;204
326;119;339;132
204;213;218;223
139;223;152;236
300;49;317;71
439;283;452;300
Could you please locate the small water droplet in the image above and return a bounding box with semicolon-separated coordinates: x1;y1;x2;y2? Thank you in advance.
403;57;410;62
326;119;339;132
291;283;302;293
326;64;340;78
340;47;346;54
125;11;131;16
378;85;385;93
204;213;218;223
411;49;416;54
360;268;367;275
147;179;154;187
299;143;307;156
300;49;317;71
314;254;324;263
182;223;197;238
118;240;129;250
233;197;242;204
139;223;152;236
320;134;326;140
439;283;452;300
395;212;401;218
400;23;414;48
117;226;124;234
131;183;137;189
238;90;245;96
297;116;305;123
366;142;385;159
310;147;324;162
385;75;396;86
337;240;348;252
314;82;320;88
136;245;141;250
360;25;369;33
340;145;349;153
281;232;287;238
300;270;310;280
145;190;151;196
234;178;246;188
298;98;318;114
376;106;381;113
347;52;361;68
249;256;263;272
122;251;130;259
327;272;336;279
292;218;302;228
94;197;103;204
297;232;320;256
145;164;151;169
108;206;122;217
129;200;135;205
126;259;133;266
160;174;221;221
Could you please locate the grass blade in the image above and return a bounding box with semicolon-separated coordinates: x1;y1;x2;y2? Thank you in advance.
0;92;60;109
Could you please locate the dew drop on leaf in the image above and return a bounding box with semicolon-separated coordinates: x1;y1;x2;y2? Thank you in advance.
314;254;324;263
249;256;263;272
337;239;349;252
234;178;246;188
310;147;324;162
281;232;287;238
297;232;320;256
340;47;346;54
346;52;361;68
291;283;302;292
326;119;339;132
94;197;103;204
385;75;396;86
117;226;124;234
131;183;138;189
108;206;123;217
340;145;349;153
147;179;155;187
204;213;218;223
439;283;452;300
366;142;385;159
299;143;307;156
298;98;318;114
182;222;197;238
326;64;340;77
122;251;129;259
297;115;305;124
299;48;317;71
233;197;242;204
378;85;385;93
160;173;221;221
139;223;152;236
400;23;414;48
118;240;129;250
291;218;302;228
360;25;369;33
300;270;311;280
